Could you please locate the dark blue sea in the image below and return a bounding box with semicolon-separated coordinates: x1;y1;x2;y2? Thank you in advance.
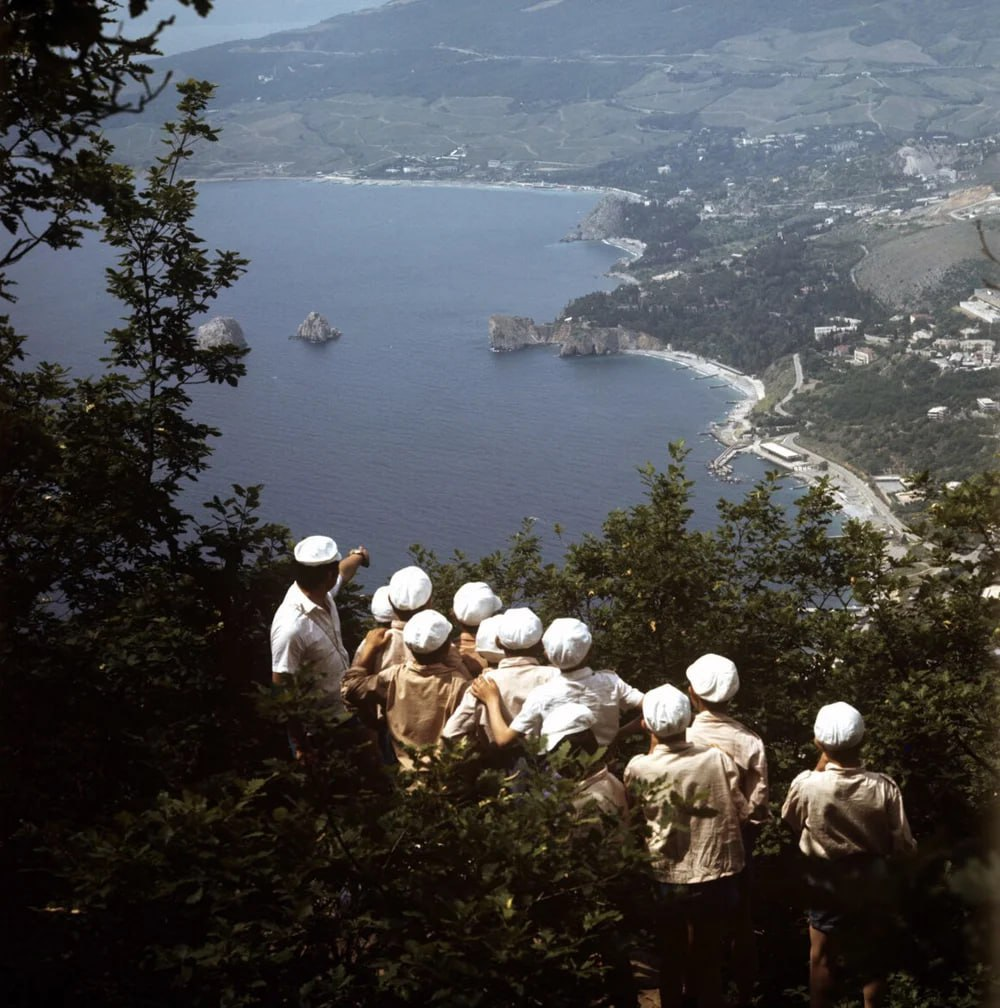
10;180;799;588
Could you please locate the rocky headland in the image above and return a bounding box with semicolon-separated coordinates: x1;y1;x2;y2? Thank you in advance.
293;311;342;343
195;316;247;350
488;314;661;357
562;193;636;242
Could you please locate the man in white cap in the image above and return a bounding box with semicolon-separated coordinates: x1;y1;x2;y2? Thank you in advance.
441;607;555;748
782;701;915;1008
451;580;503;676
624;684;748;1008
685;653;769;1005
343;609;471;768
469;617;644;750
269;534;370;756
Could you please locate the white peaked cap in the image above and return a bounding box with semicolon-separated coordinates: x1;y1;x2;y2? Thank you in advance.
643;684;691;737
294;535;341;565
453;581;503;625
542;617;593;670
475;613;506;662
685;653;740;703
814;702;866;750
403;609;452;654
388;565;432;610
541;702;597;752
370;585;394;624
496;607;543;649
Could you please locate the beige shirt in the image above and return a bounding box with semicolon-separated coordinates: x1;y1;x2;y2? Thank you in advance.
455;630;488;676
781;765;916;861
574;765;628;820
376;658;470;766
625;741;748;884
379;621;410;669
687;710;770;825
441;656;557;741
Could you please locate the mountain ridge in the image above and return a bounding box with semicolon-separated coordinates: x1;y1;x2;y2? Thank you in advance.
105;0;1000;175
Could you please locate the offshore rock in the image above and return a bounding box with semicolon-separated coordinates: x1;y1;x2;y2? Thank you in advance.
293;311;342;343
195;316;247;350
489;314;659;356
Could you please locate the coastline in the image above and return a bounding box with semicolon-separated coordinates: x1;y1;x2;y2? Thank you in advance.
622;348;907;536
192;171;645;204
190;172;905;537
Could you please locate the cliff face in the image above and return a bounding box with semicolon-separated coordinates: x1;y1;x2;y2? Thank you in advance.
489;314;660;357
562;194;633;242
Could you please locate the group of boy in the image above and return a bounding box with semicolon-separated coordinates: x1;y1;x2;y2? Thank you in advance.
270;534;915;1008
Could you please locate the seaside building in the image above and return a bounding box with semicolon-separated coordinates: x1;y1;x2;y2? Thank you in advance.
760;441;805;467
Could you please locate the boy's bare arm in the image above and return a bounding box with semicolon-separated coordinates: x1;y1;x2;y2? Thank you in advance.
469;676;520;747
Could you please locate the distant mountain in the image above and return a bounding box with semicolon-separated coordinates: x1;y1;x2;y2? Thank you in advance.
108;0;1000;176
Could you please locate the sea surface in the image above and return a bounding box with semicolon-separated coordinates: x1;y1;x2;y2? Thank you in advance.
9;180;801;589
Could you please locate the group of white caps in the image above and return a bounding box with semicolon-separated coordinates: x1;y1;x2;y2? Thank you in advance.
297;537;867;751
646;656;865;748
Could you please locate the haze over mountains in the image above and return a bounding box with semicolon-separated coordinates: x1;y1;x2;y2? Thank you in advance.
111;0;1000;177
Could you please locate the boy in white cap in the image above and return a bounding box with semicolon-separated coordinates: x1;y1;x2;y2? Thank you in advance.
685;653;769;1006
378;564;435;669
625;684;748;1008
269;535;370;756
442;607;556;747
782;702;915;1008
343;609;471;768
451;580;503;676
473;613;505;670
470;617;644;750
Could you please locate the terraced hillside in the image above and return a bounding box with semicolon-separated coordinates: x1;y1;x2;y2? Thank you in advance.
107;0;1000;177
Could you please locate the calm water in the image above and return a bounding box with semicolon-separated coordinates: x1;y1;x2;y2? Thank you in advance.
10;180;796;588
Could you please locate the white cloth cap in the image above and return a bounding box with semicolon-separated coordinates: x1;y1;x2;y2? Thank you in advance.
542;617;593;669
388;565;432;610
453;581;503;625
293;535;341;566
496;607;543;649
643;684;691;738
475;613;505;662
403;609;452;654
814;702;865;750
370;585;394;624
541;702;597;751
685;653;740;703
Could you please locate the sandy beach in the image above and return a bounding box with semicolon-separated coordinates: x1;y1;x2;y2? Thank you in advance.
622;349;909;537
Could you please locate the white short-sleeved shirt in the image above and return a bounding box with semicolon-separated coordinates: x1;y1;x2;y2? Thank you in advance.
510;666;643;746
270;578;349;716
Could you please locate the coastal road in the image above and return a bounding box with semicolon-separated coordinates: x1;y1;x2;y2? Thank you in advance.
781;433;909;539
774;352;803;417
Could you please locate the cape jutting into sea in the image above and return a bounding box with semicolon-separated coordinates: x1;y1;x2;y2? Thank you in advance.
9;180;802;588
